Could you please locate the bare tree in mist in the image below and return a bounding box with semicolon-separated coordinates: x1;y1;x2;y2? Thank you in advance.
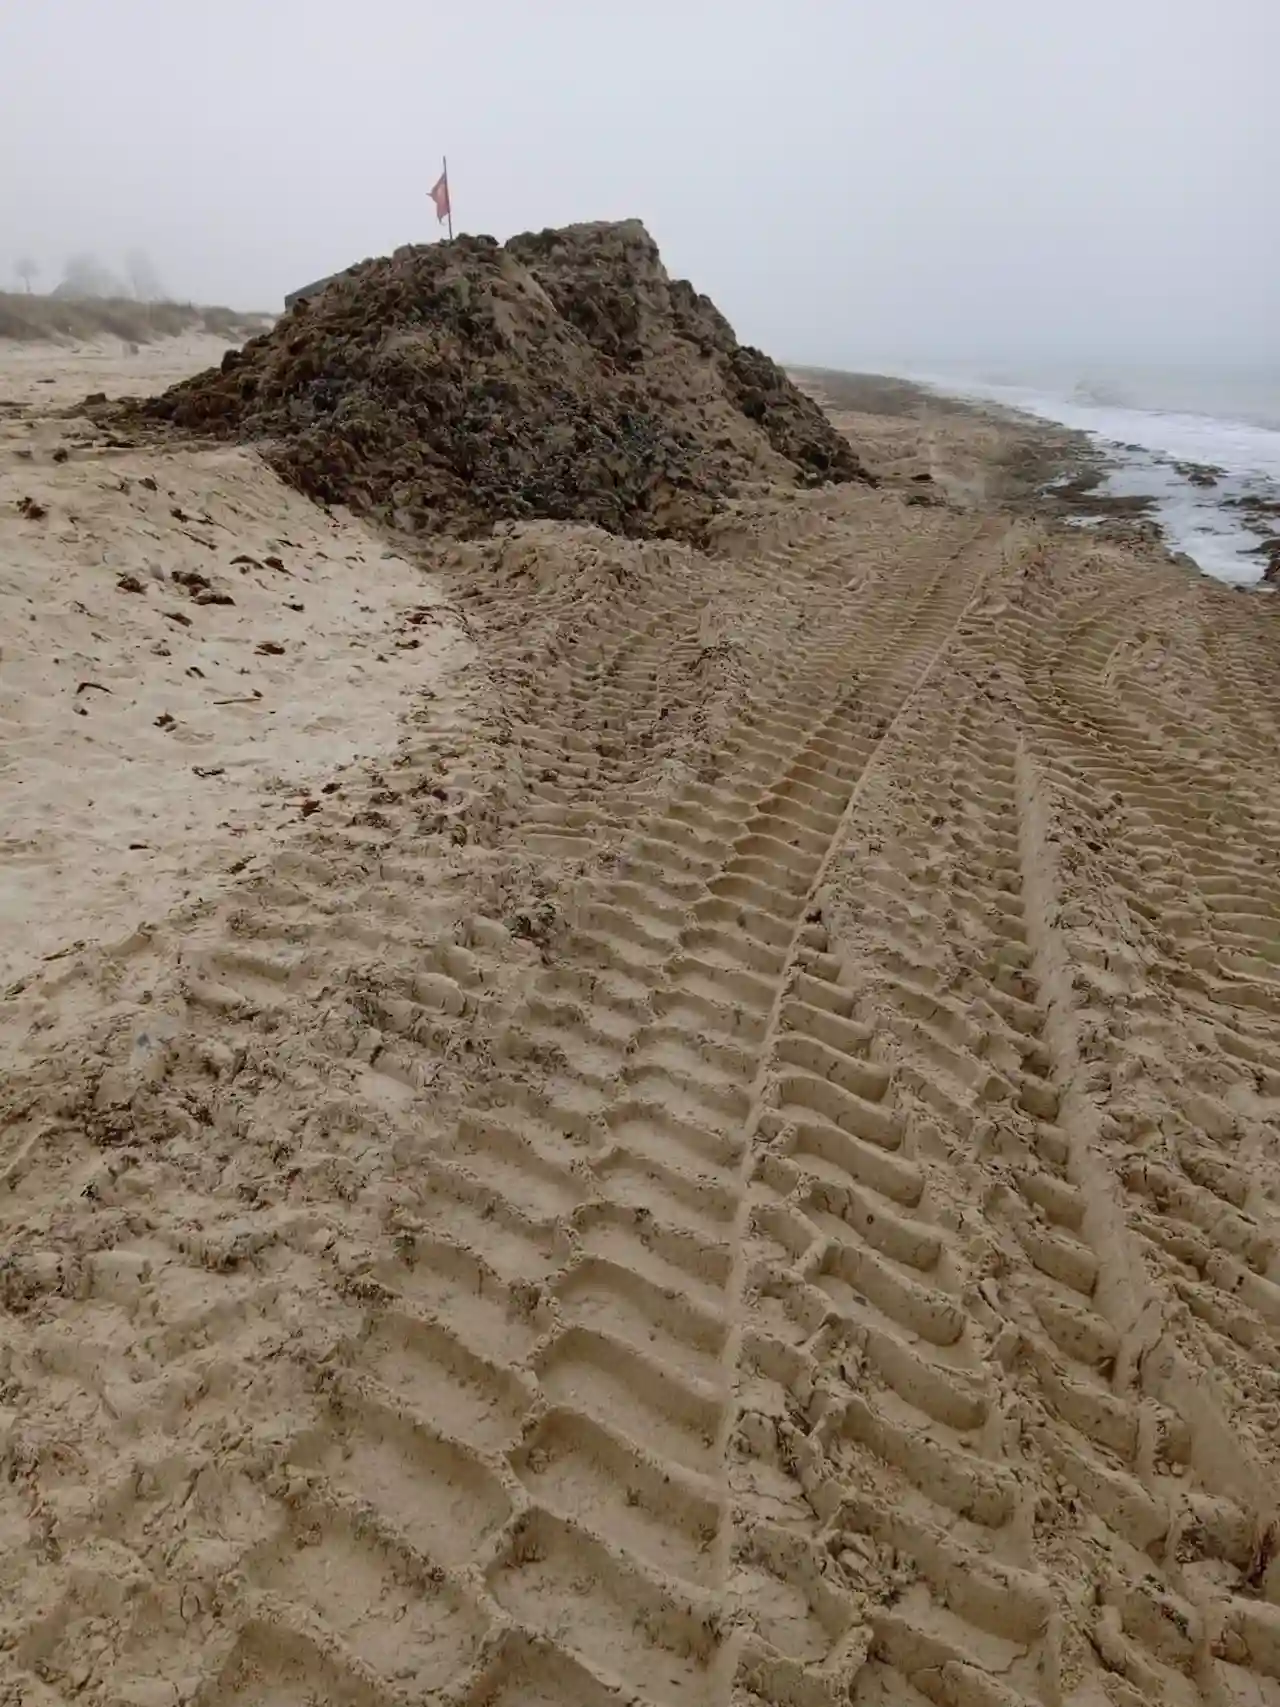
55;253;127;299
125;249;166;303
14;258;39;294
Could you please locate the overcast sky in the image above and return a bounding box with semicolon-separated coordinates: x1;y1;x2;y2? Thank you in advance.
2;0;1275;367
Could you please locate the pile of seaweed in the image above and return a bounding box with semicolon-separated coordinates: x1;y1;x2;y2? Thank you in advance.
143;219;869;539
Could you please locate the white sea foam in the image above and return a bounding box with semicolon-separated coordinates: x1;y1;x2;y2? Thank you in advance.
902;366;1280;584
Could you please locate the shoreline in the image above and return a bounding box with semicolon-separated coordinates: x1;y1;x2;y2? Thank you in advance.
798;367;1279;586
793;365;1181;554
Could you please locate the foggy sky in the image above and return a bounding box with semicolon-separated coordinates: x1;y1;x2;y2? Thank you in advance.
3;0;1276;367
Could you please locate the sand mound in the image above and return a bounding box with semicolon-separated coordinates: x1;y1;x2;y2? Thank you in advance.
142;219;869;538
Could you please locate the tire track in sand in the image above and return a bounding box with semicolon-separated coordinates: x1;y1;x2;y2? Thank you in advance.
963;555;1280;1498
0;494;969;1707
924;560;1280;1705
787;661;1273;1705
18;502;1280;1707
735;673;1066;1707
186;520;1005;1707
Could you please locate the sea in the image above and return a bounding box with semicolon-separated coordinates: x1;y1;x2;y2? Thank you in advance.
901;363;1280;585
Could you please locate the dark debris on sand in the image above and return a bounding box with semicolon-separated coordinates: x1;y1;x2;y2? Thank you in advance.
140;220;870;541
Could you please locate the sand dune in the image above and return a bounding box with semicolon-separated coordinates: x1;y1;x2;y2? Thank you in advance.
4;343;1280;1707
0;337;468;987
0;331;257;408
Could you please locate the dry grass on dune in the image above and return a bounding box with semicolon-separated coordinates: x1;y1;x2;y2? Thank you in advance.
0;292;272;345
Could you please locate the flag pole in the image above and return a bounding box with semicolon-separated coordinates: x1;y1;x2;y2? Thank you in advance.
444;155;453;240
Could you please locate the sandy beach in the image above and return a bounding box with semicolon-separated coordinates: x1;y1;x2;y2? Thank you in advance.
0;336;469;988
4;326;1280;1707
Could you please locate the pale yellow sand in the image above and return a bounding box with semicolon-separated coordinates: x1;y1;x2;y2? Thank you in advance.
4;345;1280;1707
0;336;467;985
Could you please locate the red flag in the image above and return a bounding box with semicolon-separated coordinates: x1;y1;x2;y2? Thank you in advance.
430;168;451;226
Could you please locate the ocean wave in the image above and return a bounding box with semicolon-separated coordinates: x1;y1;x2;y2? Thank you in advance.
1070;379;1130;410
911;371;1280;484
902;367;1280;584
